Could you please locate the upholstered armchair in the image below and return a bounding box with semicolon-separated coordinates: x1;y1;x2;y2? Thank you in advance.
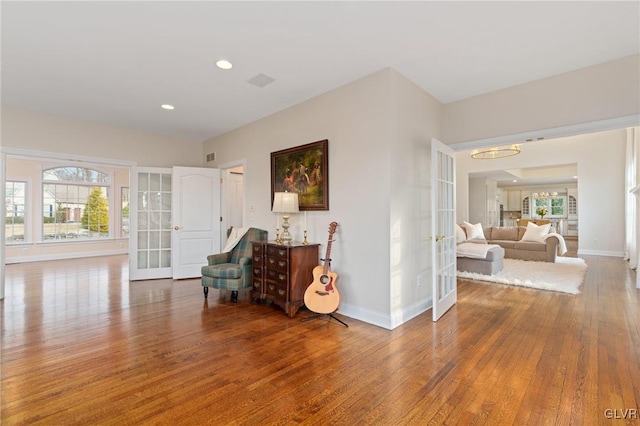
201;227;268;302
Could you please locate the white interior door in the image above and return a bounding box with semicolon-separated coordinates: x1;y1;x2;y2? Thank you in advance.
431;138;457;321
129;167;173;280
172;167;221;279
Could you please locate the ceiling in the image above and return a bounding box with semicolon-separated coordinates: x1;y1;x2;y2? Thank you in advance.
2;2;639;143
469;163;579;188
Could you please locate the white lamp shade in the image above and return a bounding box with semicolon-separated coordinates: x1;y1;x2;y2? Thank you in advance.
272;192;299;213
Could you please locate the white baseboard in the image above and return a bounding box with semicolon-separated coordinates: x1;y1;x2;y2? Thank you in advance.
336;297;433;330
6;249;128;264
577;249;625;257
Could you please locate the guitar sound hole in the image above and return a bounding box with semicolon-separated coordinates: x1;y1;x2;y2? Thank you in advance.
320;275;330;285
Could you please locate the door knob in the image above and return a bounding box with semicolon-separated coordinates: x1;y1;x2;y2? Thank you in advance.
174;226;182;231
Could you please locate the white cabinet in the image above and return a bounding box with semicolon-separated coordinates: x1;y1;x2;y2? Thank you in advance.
507;190;521;211
567;188;578;220
521;192;531;218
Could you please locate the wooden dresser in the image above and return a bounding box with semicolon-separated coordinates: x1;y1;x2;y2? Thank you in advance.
251;241;319;318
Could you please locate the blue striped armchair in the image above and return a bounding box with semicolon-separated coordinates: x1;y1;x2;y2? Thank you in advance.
201;227;268;302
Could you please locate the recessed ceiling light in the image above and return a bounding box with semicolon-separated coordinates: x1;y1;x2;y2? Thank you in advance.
573;175;578;179
512;180;517;183
216;59;233;70
161;104;175;110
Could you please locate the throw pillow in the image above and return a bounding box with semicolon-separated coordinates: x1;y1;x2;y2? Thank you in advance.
463;221;486;240
455;224;467;244
520;221;551;242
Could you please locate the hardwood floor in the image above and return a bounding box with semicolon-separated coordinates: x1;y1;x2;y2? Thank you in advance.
2;253;639;425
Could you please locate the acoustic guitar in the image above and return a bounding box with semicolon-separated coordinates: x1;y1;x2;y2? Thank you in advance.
304;222;340;314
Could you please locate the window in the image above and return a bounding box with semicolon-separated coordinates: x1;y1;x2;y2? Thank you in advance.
121;187;130;237
568;195;577;215
6;181;26;244
533;196;566;218
522;197;530;215
42;167;111;241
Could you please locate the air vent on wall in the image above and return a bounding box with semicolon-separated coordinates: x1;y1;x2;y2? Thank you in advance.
206;152;216;162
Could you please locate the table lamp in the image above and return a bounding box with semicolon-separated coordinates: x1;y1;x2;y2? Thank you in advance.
272;192;299;244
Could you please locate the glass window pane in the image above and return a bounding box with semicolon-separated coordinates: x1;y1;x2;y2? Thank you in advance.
161;193;171;210
149;250;160;268
138;231;148;249
122;187;130;237
5;181;26;244
149;231;160;249
162;174;171;191
161;212;171;230
149;173;161;191
161;250;171;267
138;173;149;191
149;192;161;211
43;166;110;184
161;231;171;249
137;251;148;269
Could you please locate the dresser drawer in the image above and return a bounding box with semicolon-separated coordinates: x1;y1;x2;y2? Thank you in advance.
252;243;264;266
252;279;262;292
252;267;262;278
274;284;288;301
267;245;288;259
265;282;277;297
267;256;288;273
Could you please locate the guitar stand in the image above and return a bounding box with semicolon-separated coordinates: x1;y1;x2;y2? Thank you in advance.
302;312;349;328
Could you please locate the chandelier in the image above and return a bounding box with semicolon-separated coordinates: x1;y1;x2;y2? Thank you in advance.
531;191;558;199
470;144;521;159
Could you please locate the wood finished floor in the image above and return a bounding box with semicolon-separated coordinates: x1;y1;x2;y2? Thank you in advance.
2;249;639;425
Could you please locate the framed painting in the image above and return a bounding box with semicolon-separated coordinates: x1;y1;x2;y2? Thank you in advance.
271;139;328;211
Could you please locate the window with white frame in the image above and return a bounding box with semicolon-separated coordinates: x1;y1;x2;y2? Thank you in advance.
533;196;566;218
42;167;111;241
6;181;26;244
121;187;130;238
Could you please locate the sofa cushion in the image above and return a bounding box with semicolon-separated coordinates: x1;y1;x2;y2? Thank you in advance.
490;227;518;241
202;263;242;279
455;224;467;244
491;240;516;249
513;241;547;252
521;222;551;242
463;221;486;240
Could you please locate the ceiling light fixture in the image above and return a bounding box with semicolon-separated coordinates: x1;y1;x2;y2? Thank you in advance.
470;144;521;159
161;104;175;110
531;191;558;199
216;59;233;70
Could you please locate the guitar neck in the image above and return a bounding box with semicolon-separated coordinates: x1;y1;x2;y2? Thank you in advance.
322;239;333;274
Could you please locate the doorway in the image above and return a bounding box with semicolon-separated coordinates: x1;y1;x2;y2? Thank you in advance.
220;162;245;248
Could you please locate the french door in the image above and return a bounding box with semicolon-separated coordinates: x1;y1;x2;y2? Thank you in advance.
431;138;457;321
129;166;220;280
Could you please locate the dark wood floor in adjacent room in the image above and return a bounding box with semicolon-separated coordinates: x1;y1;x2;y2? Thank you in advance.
2;250;639;425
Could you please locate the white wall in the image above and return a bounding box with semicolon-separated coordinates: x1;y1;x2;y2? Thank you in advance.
203;68;443;328
1;106;203;263
443;54;640;145
1;107;203;167
456;129;627;257
389;70;443;326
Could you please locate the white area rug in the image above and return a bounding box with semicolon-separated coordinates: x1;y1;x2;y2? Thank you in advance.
457;257;587;294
